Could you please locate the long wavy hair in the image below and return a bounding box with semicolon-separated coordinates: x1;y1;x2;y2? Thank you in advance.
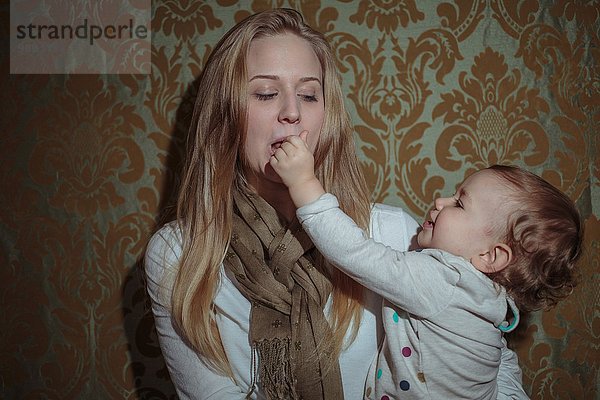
173;8;371;376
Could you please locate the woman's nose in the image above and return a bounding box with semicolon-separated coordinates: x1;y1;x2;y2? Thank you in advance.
278;94;300;124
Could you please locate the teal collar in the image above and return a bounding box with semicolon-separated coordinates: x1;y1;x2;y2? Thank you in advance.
498;298;520;333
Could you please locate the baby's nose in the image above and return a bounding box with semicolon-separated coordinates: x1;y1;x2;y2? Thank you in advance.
434;196;454;210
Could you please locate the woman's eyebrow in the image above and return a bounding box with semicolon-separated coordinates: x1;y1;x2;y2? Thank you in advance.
248;75;321;84
299;76;321;84
249;74;279;81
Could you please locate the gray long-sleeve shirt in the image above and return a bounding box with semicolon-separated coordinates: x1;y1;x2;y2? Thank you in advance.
297;193;520;400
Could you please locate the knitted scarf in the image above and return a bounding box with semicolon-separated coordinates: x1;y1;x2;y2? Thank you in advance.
223;190;344;399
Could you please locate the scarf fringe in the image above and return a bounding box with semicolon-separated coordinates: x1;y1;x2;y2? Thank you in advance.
256;338;299;400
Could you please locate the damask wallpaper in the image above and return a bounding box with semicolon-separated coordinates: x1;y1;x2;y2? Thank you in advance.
1;1;598;399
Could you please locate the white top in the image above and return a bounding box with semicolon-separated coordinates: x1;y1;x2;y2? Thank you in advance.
297;193;523;399
145;202;527;399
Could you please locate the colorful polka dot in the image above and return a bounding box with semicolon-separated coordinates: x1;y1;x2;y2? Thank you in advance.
400;380;410;391
376;368;383;379
392;311;399;323
402;346;412;357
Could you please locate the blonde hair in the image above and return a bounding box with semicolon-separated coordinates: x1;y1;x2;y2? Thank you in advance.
173;8;371;376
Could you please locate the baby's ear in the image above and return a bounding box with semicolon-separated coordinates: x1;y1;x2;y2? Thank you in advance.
472;243;512;273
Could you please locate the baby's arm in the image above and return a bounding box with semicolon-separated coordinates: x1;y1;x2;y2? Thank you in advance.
269;132;325;207
272;138;451;314
296;193;453;317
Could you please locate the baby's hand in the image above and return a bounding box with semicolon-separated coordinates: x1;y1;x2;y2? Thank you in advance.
270;131;314;187
269;131;325;207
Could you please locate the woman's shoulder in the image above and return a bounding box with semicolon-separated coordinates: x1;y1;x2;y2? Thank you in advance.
369;203;420;250
369;202;420;230
148;221;182;251
145;221;183;279
370;202;413;218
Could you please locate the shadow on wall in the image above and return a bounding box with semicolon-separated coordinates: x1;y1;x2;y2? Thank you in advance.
121;72;204;399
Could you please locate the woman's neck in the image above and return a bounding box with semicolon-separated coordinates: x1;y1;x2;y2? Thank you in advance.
248;176;296;223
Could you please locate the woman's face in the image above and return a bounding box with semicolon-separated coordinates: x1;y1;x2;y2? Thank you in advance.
244;33;324;185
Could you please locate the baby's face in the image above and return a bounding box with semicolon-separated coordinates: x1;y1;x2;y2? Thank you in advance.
417;169;510;271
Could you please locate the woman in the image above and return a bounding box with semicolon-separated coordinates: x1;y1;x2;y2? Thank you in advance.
145;8;527;399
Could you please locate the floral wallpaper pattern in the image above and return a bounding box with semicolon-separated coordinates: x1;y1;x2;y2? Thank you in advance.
1;1;598;399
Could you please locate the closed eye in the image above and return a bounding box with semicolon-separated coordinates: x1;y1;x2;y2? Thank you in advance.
454;198;464;208
299;94;318;102
255;93;277;101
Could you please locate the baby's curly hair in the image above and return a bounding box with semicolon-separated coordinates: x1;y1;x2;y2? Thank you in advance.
486;165;583;313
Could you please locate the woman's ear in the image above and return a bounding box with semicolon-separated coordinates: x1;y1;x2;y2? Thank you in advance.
472;243;513;273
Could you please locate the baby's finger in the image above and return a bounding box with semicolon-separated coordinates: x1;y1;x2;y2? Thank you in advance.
269;154;279;165
283;135;303;147
299;131;309;143
278;142;296;158
271;146;287;161
281;139;299;151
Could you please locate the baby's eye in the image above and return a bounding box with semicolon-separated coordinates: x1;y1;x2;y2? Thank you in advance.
255;93;277;101
454;198;463;208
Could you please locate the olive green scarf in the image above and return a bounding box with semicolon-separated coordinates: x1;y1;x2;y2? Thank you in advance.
223;190;343;399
